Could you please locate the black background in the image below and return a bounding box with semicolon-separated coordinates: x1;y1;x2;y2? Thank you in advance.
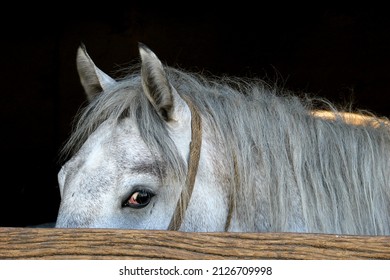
1;4;389;227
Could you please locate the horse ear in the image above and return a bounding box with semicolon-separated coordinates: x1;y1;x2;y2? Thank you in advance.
76;43;117;101
139;42;188;122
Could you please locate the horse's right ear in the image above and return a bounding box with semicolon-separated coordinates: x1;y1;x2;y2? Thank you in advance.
139;42;191;124
76;43;117;101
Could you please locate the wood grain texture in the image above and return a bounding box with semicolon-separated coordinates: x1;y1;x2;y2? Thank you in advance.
0;227;389;260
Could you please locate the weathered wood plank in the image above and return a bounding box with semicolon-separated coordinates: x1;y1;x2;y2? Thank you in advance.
0;227;389;259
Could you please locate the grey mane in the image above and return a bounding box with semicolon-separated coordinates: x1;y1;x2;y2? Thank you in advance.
63;65;390;235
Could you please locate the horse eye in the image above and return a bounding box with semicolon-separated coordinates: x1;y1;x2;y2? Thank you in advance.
123;190;154;209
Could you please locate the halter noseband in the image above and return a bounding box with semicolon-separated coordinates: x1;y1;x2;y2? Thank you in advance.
167;96;235;231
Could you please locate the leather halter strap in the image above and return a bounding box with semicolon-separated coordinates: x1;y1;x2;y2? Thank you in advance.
168;96;202;231
167;96;235;231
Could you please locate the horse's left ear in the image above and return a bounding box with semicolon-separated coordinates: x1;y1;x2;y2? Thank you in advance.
139;43;189;122
76;43;117;101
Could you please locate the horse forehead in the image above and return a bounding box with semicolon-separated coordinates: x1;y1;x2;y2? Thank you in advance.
64;119;152;175
112;118;153;160
90;119;155;167
60;118;159;195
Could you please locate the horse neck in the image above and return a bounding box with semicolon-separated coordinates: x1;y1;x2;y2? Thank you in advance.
199;118;261;232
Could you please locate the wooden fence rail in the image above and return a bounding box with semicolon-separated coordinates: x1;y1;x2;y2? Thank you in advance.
0;227;389;259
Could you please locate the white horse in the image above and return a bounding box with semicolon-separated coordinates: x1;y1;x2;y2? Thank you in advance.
55;43;390;235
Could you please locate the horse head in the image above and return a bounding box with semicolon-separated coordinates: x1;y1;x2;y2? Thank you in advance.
55;44;228;230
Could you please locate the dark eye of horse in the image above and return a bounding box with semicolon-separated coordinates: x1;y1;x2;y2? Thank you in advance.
123;190;154;209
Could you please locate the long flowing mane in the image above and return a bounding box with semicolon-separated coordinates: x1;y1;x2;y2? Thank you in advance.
63;65;390;235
